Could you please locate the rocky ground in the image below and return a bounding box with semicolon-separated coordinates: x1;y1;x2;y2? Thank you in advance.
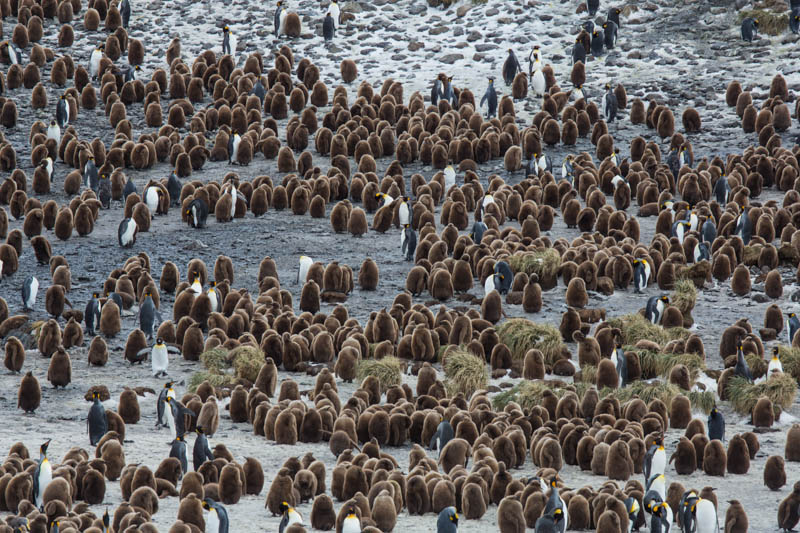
1;0;800;531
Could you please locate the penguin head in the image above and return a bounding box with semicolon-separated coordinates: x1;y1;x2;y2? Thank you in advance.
92;292;100;298
196;426;205;435
175;435;183;442
549;476;557;488
103;509;109;528
737;341;743;352
277;0;283;5
50;119;56;126
633;258;640;265
375;192;383;200
100;173;108;180
279;501;292;513
202;499;212;510
602;22;608;29
605;82;611;90
448;509;459;525
753;19;759;27
773;346;781;359
553;508;563;522
223;25;230;34
488;76;494;84
41;439;51;454
98;44;105;51
710;406;717;416
156;337;165;346
790;312;796;319
592;30;599;37
165;396;173;404
659;295;669;304
165;381;174;388
210;281;216;289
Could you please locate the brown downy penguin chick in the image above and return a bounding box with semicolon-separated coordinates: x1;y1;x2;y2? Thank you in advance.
764;455;786;490
670;394;691;428
596;358;618;389
18;370;41;413
45;284;70;318
100;300;121;337
373;489;398;531
724;500;748;533
727;434;750;474
118;388;140;424
566;277;588;308
482;289;503;324
300;280;320;313
47;345;72;388
753;397;774;427
274;409;298;444
669;436;697;475
265;468;295;516
596;509;622;533
310;494;336;529
255;359;278;397
358;258;378;290
703;439;727;476
88;335;108;366
218;463;242;504
4;336;25;372
605;440;633;480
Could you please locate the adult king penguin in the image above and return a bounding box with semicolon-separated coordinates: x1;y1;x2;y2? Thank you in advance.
89;44;104;79
735;204;752;244
120;0;131;28
329;0;340;26
4;41;22;65
633;258;650;293
193;426;214;471
398;196;411;226
203;498;230;533
429;418;454;458
156;381;176;428
612;342;628;387
187;198;208;228
644;437;666;483
33;440;52;510
165;396;196;440
298;255;313;285
138;338;180;377
47;120;60;142
222;26;237;63
22;276;39;310
493;261;514;294
502;49;521;85
690;497;718;533
274;0;283;35
437;507;459;533
543;477;568;532
84;292;101;335
603;82;617;123
769;346;784;376
714;174;730;205
323;12;335;40
708;407;725;441
88;390;108;446
138;292;162;340
645;295;669;324
56;94;69;128
169;434;188;478
279;501;303;533
734;342;753;383
402;225;417;261
788;312;800;345
227;133;241;164
84;156;98;190
480;77;497;118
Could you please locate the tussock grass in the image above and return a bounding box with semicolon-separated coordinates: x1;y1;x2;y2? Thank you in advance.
777;345;800;381
444;349;488;398
670;278;697;315
727;374;797;414
497;319;566;365
508;249;561;287
606;314;689;346
739;9;789;35
188;371;236;393
200;347;230;373
579;365;597;384
637;349;705;380
677;261;711;288
357;356;403;393
230;345;264;382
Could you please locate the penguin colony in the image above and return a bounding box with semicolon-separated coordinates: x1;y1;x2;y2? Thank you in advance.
0;0;799;531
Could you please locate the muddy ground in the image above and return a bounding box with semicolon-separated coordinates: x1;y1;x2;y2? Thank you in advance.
1;0;800;531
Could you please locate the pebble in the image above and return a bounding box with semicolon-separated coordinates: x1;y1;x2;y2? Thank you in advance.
440;53;464;64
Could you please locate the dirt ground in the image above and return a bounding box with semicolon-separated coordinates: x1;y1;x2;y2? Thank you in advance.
1;0;800;531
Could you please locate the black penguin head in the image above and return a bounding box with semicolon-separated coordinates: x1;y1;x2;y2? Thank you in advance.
660;295;669;304
98;44;105;50
605;82;611;90
553;508;563;522
223;25;230;33
196;426;204;434
165;381;174;388
279;501;291;513
488;77;494;83
602;22;608;28
102;509;109;527
100;173;108;180
449;509;458;525
175;435;183;442
41;439;51;454
615;7;621;14
156;337;164;345
710;407;717;416
790;313;796;318
753;19;759;27
202;499;211;510
549;476;557;487
774;346;781;357
50;119;56;126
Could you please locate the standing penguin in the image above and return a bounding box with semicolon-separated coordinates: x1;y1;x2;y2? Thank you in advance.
791;11;800;34
543;477;568;532
494;261;514;294
139;338;180;377
591;30;604;56
603;82;617;123
734;342;753;383
602;20;618;48
203;498;230;533
788;312;800;345
228;133;241;164
143;185;161;215
587;0;599;16
398;197;411;226
769;346;784;375
502;49;522;85
633;258;650;293
84;156;98;191
402;225;417;261
714;175;730;205
691;497;719;533
429;418;454;458
323;12;335;41
441;77;457;106
274;0;284;35
22;276;39;310
88;390;108;446
741;18;759;42
89;44;104;79
120;0;131;28
56;94;69;128
672;220;691;245
298;255;313;284
187;198;208;229
624;497;639;531
329;0;340;26
279;502;304;533
138;292;162;340
612;342;628;387
694;241;711;263
5;41;22;65
222;26;237;63
701;215;716;243
33;439;52;510
707;407;725;441
84;292;101;335
480;77;497;118
193;426;214;471
207;281;219;313
437;507;459;533
645;295;669;324
531;65;545;97
166;171;182;206
572;38;586;65
47;119;61;142
169;435;188;477
643;437;666;482
156;381;175;428
165;396;196;440
470;220;487;244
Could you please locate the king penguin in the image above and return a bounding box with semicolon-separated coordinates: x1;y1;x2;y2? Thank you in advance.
470;220;487;244
587;0;599;16
120;0;131;28
612;341;628;387
713;175;730;205
169;434;188;478
222;26;237;63
691;497;718;533
207;281;218;313
139;338;179;377
693;241;710;263
644;473;666;506
143;184;160;215
437;507;459;533
84;156;98;191
493;261;514;294
22;276;39;310
33;439;52;510
402;225;417;261
329;0;340;26
734;204;752;244
190;275;203;295
650;502;673;533
769;346;784;376
671;220;691;245
187;198;208;228
166;171;181;206
89;44;104;79
701;215;716;243
138;292;163;340
323;12;335;40
645;295;668;324
88;390;108;446
543;477;568;532
643;437;666;482
228;133;241;164
5;41;22;65
156;381;176;428
734;342;753;383
298;255;313;285
279;502;303;533
707;407;725;441
603;82;617;123
47;119;60;142
502;49;522;85
787;313;799;345
274;0;284;35
633;258;650;293
624;497;639;533
193;426;214;471
480;77;497;118
443;165;456;191
165;396;196;440
56;94;69;128
84;292;101;336
203;498;230;533
429;418;454;458
591;30;604;56
398;196;411;226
